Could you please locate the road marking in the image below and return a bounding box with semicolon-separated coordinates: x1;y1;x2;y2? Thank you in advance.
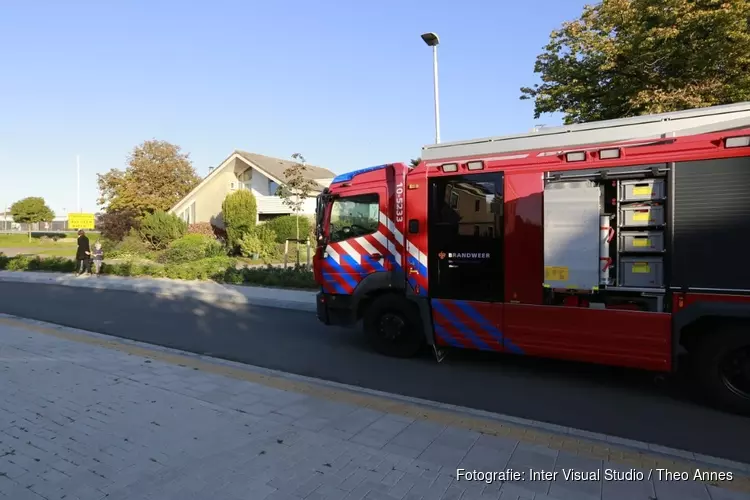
1;315;748;493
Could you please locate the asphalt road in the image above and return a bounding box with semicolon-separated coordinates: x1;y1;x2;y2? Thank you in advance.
1;282;748;464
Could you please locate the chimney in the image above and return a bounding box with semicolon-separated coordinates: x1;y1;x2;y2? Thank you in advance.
208;166;215;174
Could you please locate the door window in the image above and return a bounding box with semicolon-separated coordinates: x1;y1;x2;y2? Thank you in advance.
428;173;504;301
329;194;380;243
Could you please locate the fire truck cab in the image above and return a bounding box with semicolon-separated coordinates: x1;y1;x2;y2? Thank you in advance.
313;102;750;415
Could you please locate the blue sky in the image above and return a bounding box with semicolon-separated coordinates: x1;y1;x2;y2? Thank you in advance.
0;0;587;215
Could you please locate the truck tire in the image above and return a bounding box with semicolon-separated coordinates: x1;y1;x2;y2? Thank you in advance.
692;322;750;416
363;294;424;358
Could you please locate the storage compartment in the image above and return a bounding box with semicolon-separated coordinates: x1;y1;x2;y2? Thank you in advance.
620;204;665;227
619;179;665;202
671;156;750;290
619;256;664;287
619;231;665;253
543;181;601;290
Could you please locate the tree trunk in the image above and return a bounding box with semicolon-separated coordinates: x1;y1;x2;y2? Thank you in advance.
28;226;31;242
295;209;300;265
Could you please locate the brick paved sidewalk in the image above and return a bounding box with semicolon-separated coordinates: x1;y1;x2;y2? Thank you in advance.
0;316;747;500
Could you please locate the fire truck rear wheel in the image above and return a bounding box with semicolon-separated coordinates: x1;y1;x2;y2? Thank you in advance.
692;322;750;416
363;295;424;358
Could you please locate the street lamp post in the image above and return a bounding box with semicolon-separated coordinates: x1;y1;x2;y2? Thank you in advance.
421;32;441;144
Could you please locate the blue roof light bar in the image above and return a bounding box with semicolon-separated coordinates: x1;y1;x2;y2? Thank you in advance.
331;164;387;184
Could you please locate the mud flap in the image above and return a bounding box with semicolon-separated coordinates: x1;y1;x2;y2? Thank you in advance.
432;344;446;363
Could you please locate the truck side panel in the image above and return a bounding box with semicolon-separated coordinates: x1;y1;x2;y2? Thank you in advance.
503;304;672;371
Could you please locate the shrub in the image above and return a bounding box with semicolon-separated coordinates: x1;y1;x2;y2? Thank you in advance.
241;264;316;289
98;237;119;254
139;210;187;250
0;255;76;273
6;255;32;271
99;209;140;242
0;252;315;289
164;256;235;281
159;234;225;264
239;225;278;260
263;215;311;244
222;190;257;251
106;229;151;259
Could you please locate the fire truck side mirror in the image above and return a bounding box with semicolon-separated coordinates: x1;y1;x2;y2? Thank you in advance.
408;219;419;234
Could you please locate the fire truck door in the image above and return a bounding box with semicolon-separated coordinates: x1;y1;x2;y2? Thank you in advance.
427;172;508;352
320;190;389;295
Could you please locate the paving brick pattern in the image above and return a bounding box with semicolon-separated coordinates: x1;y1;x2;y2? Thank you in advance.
0;322;745;500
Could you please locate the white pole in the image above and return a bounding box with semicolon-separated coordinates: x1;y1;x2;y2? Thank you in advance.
76;155;81;213
432;45;441;144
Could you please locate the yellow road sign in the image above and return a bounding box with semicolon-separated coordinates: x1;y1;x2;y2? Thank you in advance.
68;213;95;230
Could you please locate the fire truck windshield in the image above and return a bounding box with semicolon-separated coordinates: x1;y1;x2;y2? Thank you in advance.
328;194;379;243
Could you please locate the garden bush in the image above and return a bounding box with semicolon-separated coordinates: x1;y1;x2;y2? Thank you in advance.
106;229;152;259
241;264;316;289
159;234;225;264
222;190;257;251
238;225;278;260
139;210;187;250
0;255;76;273
0;252;315;289
98;237;120;254
263;215;311;244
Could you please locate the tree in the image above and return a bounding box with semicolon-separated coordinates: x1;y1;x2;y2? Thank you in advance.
221;190;257;252
10;197;54;241
97;140;201;216
410;158;421;168
519;0;750;124
276;153;318;262
98;209;140;242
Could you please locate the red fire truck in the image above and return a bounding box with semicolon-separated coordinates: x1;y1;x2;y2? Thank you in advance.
312;102;750;415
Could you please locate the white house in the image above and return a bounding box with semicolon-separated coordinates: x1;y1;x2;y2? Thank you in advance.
169;150;336;227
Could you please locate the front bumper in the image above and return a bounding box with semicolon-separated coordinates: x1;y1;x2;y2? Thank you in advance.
316;292;357;326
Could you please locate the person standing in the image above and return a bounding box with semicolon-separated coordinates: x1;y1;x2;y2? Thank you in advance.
91;240;104;276
75;229;91;275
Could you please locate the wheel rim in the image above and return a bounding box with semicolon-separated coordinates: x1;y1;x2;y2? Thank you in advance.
378;312;407;342
719;346;750;400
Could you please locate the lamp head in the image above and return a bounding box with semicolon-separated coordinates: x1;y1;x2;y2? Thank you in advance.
421;32;439;47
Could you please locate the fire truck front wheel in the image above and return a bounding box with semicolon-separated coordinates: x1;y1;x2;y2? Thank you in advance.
692;322;750;416
363;295;424;358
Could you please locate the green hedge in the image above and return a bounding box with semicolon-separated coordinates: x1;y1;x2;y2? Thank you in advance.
0;253;317;289
158;234;225;264
263;215;311;243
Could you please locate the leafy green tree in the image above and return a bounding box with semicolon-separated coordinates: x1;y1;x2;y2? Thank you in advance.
520;0;750;124
410;158;421;168
10;197;54;241
221;190;257;252
97;140;201;215
277;153;318;262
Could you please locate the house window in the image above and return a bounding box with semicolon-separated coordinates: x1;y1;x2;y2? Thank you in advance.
238;169;252;191
269;180;279;195
181;201;195;224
